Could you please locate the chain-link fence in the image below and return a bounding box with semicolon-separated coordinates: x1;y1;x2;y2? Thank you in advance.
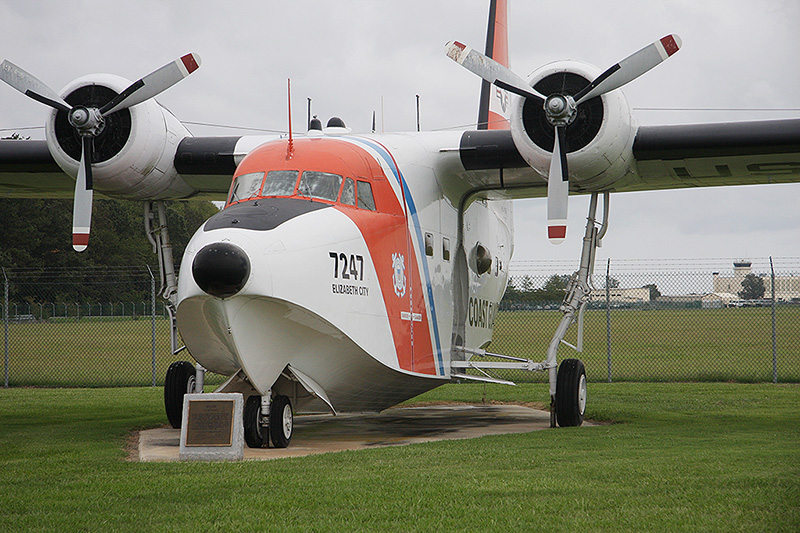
2;259;799;387
1;266;225;388
490;257;800;383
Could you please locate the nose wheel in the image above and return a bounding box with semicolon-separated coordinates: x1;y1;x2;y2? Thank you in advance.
244;394;293;448
270;395;293;448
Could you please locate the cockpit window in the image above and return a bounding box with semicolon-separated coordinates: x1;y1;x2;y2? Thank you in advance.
357;180;376;211
340;178;356;206
298;171;342;202
262;170;299;197
228;172;265;204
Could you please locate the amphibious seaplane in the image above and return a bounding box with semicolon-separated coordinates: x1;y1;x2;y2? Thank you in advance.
2;0;799;448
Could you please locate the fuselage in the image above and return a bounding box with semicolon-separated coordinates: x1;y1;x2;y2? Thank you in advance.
176;132;513;412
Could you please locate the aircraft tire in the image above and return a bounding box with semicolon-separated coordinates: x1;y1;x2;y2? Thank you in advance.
164;361;196;429
556;358;587;427
244;395;266;448
269;395;293;448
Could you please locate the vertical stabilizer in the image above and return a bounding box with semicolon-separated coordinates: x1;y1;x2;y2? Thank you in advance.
477;0;510;130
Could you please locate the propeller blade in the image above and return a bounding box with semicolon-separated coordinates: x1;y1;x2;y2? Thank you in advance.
72;137;94;252
547;126;569;244
445;41;545;102
574;34;681;105
99;53;201;116
0;59;71;113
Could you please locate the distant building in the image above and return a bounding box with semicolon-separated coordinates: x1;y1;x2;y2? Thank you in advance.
657;294;704;304
589;287;650;303
712;260;800;301
701;292;738;309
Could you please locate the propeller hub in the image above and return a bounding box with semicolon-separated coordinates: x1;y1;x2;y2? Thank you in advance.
544;94;577;127
69;107;90;126
68;106;105;136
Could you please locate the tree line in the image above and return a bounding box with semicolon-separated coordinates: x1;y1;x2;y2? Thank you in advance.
1;198;219;302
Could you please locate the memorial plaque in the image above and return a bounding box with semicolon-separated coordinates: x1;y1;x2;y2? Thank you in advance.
185;399;235;447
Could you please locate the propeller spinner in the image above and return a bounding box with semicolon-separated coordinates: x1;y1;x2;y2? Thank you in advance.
0;53;201;251
446;35;681;244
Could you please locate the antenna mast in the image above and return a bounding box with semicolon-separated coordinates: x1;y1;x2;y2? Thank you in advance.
286;78;294;160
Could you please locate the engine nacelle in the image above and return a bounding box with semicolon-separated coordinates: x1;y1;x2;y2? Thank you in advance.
44;74;196;200
509;61;638;191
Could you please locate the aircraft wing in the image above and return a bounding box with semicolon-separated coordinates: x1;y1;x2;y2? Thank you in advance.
627;118;800;192
3;118;799;201
458;117;800;197
0;140;74;198
0;135;262;201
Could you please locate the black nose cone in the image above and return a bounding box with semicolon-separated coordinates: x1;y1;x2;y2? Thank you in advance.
192;243;251;298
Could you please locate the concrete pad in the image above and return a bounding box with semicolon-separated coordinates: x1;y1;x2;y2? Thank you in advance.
138;404;590;462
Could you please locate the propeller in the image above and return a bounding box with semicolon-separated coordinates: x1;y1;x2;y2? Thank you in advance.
0;53;201;251
446;35;681;244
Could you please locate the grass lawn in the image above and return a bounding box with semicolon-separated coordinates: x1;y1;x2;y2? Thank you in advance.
0;383;797;531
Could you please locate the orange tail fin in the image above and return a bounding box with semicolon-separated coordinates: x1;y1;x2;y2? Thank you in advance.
477;0;510;130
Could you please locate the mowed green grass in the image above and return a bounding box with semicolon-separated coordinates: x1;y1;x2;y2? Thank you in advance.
0;383;797;531
491;306;800;382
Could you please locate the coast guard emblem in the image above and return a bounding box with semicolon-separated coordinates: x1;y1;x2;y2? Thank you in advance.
392;253;406;297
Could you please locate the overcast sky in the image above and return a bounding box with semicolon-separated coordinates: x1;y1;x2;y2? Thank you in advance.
2;0;799;267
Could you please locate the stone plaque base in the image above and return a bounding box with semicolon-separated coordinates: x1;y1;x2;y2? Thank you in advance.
179;393;244;461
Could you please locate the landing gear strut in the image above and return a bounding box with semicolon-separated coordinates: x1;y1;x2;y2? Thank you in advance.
145;201;181;354
546;192;608;427
450;194;606;425
150;200;209;427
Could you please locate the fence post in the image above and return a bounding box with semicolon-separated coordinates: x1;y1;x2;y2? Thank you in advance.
606;258;612;383
770;257;777;383
148;266;157;387
3;268;9;388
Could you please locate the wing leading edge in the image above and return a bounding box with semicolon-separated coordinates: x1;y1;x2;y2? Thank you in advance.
453;117;800;198
3;117;800;200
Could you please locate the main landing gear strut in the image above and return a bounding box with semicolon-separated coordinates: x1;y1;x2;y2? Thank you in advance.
149;200;207;428
545;192;608;427
451;192;607;427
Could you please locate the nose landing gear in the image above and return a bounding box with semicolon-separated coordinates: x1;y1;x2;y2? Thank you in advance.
244;392;293;449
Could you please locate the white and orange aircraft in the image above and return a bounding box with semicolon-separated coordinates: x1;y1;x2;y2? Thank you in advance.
2;0;799;447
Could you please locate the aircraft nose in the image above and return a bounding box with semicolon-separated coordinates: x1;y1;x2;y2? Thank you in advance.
192;242;251;298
